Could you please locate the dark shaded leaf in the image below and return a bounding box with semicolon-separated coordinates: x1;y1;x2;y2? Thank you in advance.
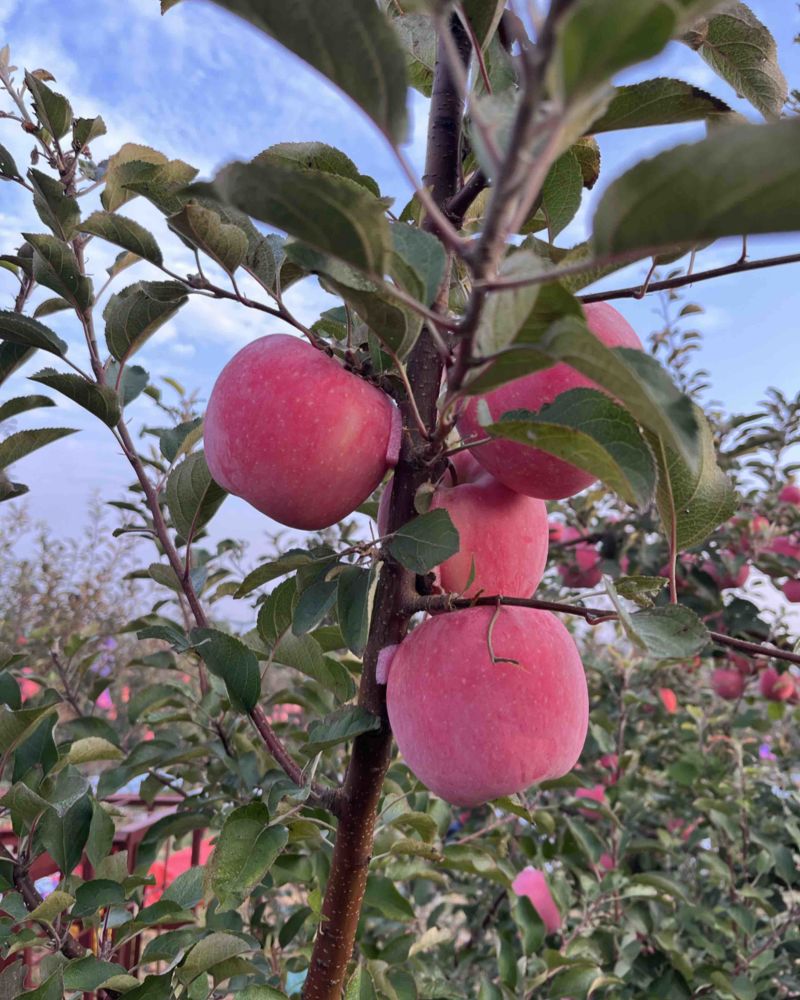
209;0;408;143
165;450;227;540
389;509;460;574
191;628;261;712
80;211;164;266
30;369;121;427
593;120;800;257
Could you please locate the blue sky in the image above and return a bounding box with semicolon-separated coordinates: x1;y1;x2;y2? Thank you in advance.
1;0;799;554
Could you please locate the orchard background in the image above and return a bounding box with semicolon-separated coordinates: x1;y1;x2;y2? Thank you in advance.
0;1;800;998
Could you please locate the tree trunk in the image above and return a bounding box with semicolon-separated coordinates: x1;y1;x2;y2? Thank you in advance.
302;15;471;999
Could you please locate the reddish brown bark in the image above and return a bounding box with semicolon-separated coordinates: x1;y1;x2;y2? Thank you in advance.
302;16;471;999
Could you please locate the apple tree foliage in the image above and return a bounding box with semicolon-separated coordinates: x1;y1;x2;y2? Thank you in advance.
0;2;800;998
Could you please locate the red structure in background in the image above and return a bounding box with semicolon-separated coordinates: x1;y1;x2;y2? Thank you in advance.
0;795;211;994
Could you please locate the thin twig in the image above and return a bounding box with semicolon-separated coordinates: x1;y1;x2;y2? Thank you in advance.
408;594;800;667
580;252;800;303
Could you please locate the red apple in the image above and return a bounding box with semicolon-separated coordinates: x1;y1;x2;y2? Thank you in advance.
457;302;643;499
701;550;750;590
512;867;561;933
379;453;548;599
205;335;400;530
783;579;800;603
429;477;548;598
576;784;606;820
759;667;795;702
384;606;588;806
711;668;745;701
768;535;800;561
779;483;800;506
659;688;678;713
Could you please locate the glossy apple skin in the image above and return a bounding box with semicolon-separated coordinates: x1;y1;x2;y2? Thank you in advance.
205;335;399;530
783;579;800;603
759;667;795;702
512;867;561;933
457;302;643;500
385;606;588;807
379;452;548;599
711;668;745;700
429;478;548;598
779;483;800;506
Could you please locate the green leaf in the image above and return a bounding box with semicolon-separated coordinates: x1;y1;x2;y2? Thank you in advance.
589;77;733;132
30;369;121;428
630;871;690;902
18;971;64;1000
209;802;289;911
169;201;248;274
256;142;380;195
24;233;93;311
115;158;198;216
25;72;72;139
72;878;125;919
461;0;506;48
209;0;408;143
127;683;188;723
73;115;107;149
86;802;116;868
237;987;289;999
104;280;188;362
485;389;657;510
469;315;699;471
101;143;197;213
593;119;800;257
29;169;80;241
33;297;71;319
206;158;391;274
0;142;20;178
618;600;710;660
572;136;601;189
541;151;583;241
63;957;127;992
0;394;55;422
163;866;206;909
0;427;77;469
191;627;260;712
107;361;149;407
39;792;93;872
0;472;27;502
346;965;378;1000
390;11;435;97
80;211;164;266
60;737;123;767
689;3;787;121
363;875;415;921
237;549;337;598
292;575;339;635
0;309;67;356
390;222;446;307
614;575;668;607
0;344;35;385
475;251;544;357
305;705;381;752
337;565;376;657
389;508;460;575
549;0;678;101
649;405;736;549
256;579;297;646
178;932;250;985
157;417;203;462
28;889;74;924
273;632;356;702
166;450;227;540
